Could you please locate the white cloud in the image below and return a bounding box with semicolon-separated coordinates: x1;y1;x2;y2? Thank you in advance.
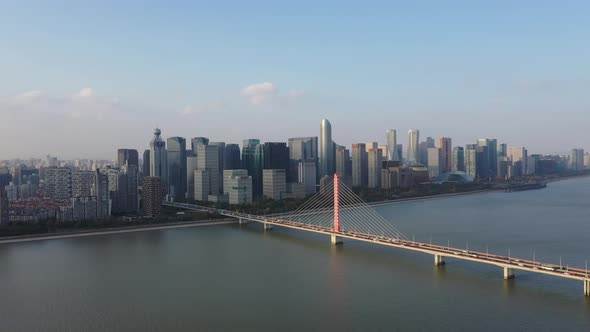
75;87;96;99
14;90;47;103
240;82;276;105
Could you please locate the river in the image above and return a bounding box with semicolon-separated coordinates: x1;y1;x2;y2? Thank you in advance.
1;177;589;331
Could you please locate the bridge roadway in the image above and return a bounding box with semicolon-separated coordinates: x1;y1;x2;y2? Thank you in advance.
166;202;590;296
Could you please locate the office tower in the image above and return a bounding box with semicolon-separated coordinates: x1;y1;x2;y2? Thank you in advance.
196;144;220;198
497;158;511;179
44;167;72;200
142;149;150;177
418;137;435;166
0;187;8;224
508;147;528;175
263;169;287;200
223;170;248;194
437;137;452;173
95;169;110;218
142;176;162;217
298;160;317;194
407;129;420;164
526;155;540;175
117;149;139;168
72;170;95;197
194;170;210;201
465;145;478;178
224;144;241;170
226;173;253;204
498;143;508;158
477;138;498;178
475;145;489;179
366;142;378;150
263;142;289;171
584;153;590;168
319;119;335;178
122;164;139;212
288;137;318;160
191;137;209;154
452;146;465;172
385;129;398;161
186;155;198;200
166;137;187;200
150;128;167;183
209;142;226;193
427;147;442;179
367;148;382;188
335;148;350;179
395;144;403;162
352;143;368;187
242;139;264;198
570;148;585;171
106;167;127;213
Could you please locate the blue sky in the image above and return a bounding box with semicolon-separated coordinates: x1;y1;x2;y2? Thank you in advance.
1;1;589;159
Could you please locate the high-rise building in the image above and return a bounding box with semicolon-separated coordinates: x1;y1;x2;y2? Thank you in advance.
386;129;398;161
298;160;317;195
288;137;318;161
263;142;289;171
142;176;162;217
427;147;442;179
196;144;220;198
142;149;150;177
584;153;590;169
319;119;335;178
72;171;95;198
570;148;585;171
209;142;226;193
508;147;528;175
452;146;465;172
367;148;382;188
44;167;72;200
117;149;139;168
122;164;139;212
166;137;187;200
497;143;508;158
477;138;498;178
437;137;452;173
465;145;478;178
194;170;210;201
226;173;252;205
335;148;350;180
475;145;489;179
352;143;368;187
150;128;167;184
263;169;287;200
191;137;209;154
186;155;198;200
223;170;248;194
0;187;9;224
224;144;241;170
242;139;264;198
407;129;420;165
95;169;110;218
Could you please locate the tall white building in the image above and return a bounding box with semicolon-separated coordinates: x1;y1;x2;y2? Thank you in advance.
427;147;442;179
407;129;420;165
570;148;585;171
223;170;248;195
150;128;167;183
226;173;252;205
386;129;398;161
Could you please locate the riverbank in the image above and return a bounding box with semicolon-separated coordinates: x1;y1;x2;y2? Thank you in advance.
0;219;237;244
365;189;496;207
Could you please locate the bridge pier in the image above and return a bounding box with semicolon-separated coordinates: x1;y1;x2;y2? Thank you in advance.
504;267;515;280
434;255;445;266
238;218;249;225
584;279;590;296
263;223;273;231
331;235;343;245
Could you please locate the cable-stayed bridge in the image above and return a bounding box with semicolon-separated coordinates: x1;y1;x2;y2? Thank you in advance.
165;174;590;297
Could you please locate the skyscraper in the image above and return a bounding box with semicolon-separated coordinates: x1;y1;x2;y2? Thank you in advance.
167;137;187;200
196;144;220;197
242;139;264;198
209;142;226;193
44;167;72;200
224;144;241;170
367;148;382;188
142;149;150;177
142;176;162;217
452;146;465;172
263;142;289;171
407;129;420;165
427;147;442;179
150;128;167;184
186;154;198;200
352;143;368;187
465;145;477;178
570;148;585;171
117;149;139;168
386;129;398;161
477;138;498;178
319;119;335;178
437;137;452;173
497;143;508;158
335;148;350;179
475;145;489;179
263;169;287;200
191;137;209;154
508;147;528;175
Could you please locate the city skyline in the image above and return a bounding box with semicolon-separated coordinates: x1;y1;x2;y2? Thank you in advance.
2;2;590;158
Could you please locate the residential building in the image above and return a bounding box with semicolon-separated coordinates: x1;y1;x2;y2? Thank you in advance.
570;148;585;171
44;167;72;200
465;145;477;178
142;176;162;217
437;137;452;173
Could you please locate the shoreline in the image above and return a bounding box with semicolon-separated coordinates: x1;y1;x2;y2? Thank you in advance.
365;189;495;208
0;219;237;245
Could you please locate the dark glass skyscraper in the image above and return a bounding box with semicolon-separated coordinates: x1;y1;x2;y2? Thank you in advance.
142;149;150;177
117;149;139;168
224;144;241;170
167;137;187;199
191;137;209;155
242;139;264;198
263;142;289;170
477;138;498;178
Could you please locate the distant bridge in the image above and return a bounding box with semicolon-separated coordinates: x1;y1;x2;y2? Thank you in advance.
165;174;590;297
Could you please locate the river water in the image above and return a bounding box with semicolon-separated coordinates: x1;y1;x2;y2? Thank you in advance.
1;178;589;331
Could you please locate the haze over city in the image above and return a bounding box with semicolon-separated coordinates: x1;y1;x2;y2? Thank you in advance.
2;1;589;159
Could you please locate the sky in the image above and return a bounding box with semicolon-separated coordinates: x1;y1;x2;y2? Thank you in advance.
1;1;589;160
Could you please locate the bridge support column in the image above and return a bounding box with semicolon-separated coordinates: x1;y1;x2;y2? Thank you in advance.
263;223;273;231
584;279;590;296
331;235;343;245
238;218;248;225
434;255;445;266
504;267;515;280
